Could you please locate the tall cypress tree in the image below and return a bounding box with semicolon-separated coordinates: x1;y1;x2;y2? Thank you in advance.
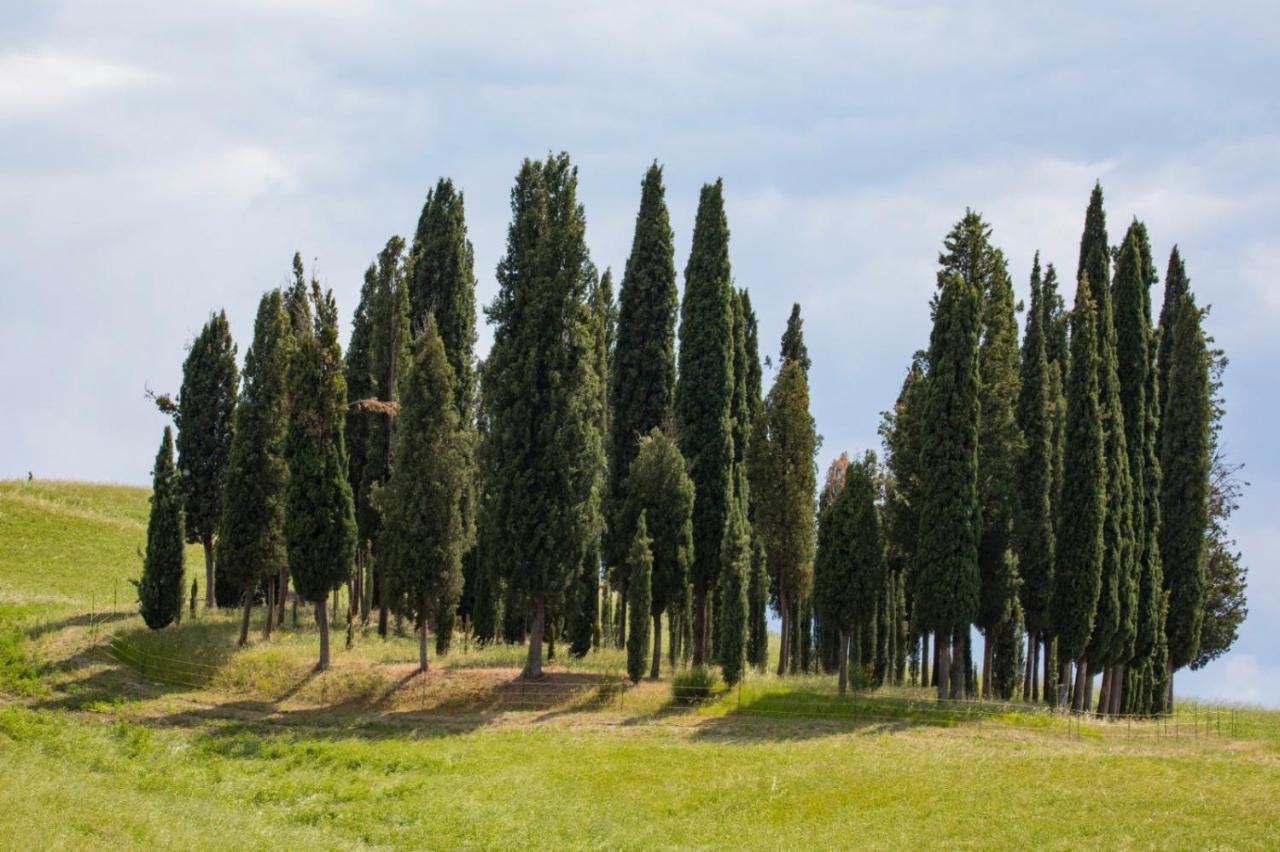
717;493;750;686
674;179;735;666
345;267;376;623
379;317;467;671
625;512;654;685
482;153;604;679
740;290;769;671
1052;277;1105;709
1156;247;1190;447
621;427;693;678
750;354;817;676
175;311;238;608
1159;289;1210;688
285;280;357;671
913;272;982;700
815;453;885;695
219;291;291;645
780;303;811;373
1016;254;1054;699
137;426;185;629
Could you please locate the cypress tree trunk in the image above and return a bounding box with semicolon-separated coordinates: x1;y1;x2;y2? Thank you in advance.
277;565;288;626
1109;663;1124;715
776;588;790;676
419;589;430;672
1060;658;1073;709
265;580;275;639
937;637;951;700
1072;659;1088;711
1098;666;1112;716
932;634;941;688
920;633;929;688
838;629;850;696
1083;661;1096;712
239;590;252;647
378;565;390;638
1031;636;1041;702
617;592;626;650
316;597;331;671
203;535;215;608
1023;633;1035;701
523;596;546;679
982;634;993;699
1046;638;1059;707
950;632;965;700
650;613;662;679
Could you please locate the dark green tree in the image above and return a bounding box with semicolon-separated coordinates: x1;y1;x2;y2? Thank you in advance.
739;289;768;670
345;267;376;623
674;179;735;666
1052;278;1105;709
815;453;885;694
621;427;693;678
285;280;357;671
625;512;654;684
379;317;467;671
914;271;982;700
1016;254;1054;700
750;356;817;676
137;426;185;629
779;303;811;373
1159;290;1210;686
481;153;604;679
716;493;750;687
175;311;238;608
219;291;291;645
1156;247;1190;447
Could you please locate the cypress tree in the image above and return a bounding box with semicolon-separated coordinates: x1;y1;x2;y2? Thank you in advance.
1052;277;1105;709
284;280;357;671
739;289;768;671
675;179;735;666
717;493;750;687
914;270;982;700
219;291;291;645
621;427;693;678
750;355;817;676
780;303;811;373
1159;289;1211;684
378;317;466;671
175;311;238;608
137;426;185;629
1016;254;1054;699
815;453;885;695
1040;261;1069;703
1156;247;1190;446
481;153;604;679
625;512;654;685
345;267;376;623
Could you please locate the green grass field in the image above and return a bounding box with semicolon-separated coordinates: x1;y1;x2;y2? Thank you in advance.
2;480;1278;849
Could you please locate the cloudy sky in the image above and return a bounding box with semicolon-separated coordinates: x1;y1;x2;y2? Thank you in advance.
2;1;1276;704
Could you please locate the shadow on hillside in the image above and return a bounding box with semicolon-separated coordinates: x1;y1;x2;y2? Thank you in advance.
27;610;132;639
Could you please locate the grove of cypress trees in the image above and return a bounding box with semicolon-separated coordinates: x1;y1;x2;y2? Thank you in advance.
137;426;185;629
175;311;238;608
219;291;291;645
378;317;466;671
285;281;357;671
815;453;886;695
675;179;735;666
1016;254;1054;700
1052;278;1105;710
621;427;693;678
1159;289;1211;695
716;494;750;687
481;153;604;679
625;512;653;685
913;271;982;700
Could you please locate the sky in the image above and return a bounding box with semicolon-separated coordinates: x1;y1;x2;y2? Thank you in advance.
1;1;1277;705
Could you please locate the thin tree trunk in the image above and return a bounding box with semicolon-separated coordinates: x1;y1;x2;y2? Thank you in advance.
1097;664;1112;716
693;583;708;667
1109;663;1124;715
316;597;330;671
238;589;252;647
982;632;993;699
838;629;850;696
277;566;288;626
1048;638;1060;707
1031;635;1041;703
1083;661;1096;713
418;588;430;672
1023;631;1035;701
203;535;215;608
1072;658;1088;712
650;612;662;679
1060;658;1073;709
378;564;389;638
265;579;275;639
617;590;627;650
920;633;929;688
937;635;951;701
950;631;965;700
522;597;546;679
776;589;790;676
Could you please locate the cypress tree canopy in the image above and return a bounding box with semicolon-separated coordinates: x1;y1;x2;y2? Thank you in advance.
138;426;185;629
1052;277;1105;664
378;316;466;662
481;153;604;678
218;291;290;612
675;179;735;664
345;267;377;547
716;494;750;686
1016;254;1054;639
622;428;693;639
625;512;654;684
815;453;886;641
779;303;811;373
175;310;238;606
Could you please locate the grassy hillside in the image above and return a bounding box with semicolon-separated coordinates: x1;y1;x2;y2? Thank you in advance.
2;481;1278;849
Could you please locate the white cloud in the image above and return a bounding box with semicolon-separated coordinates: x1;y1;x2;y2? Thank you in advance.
0;48;155;117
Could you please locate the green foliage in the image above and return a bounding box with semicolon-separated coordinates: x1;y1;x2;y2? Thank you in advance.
1159;291;1210;671
1015;254;1054;638
716;495;750;686
607;163;678;571
815;454;885;640
675;179;735;660
344;266;377;548
621;428;693;637
671;666;721;704
481;153;604;677
913;272;981;640
625;513;653;684
217;291;291;606
137;427;185;629
779;302;811;373
1052;278;1105;663
378;317;466;647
